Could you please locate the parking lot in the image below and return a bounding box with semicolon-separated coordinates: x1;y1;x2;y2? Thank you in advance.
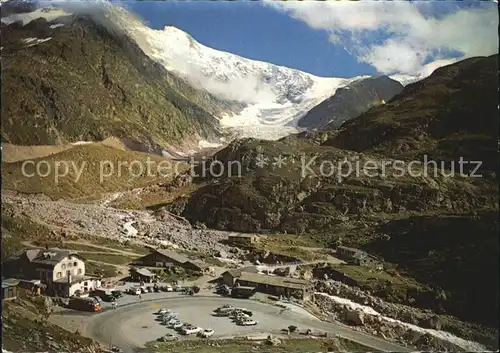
82;296;309;351
50;290;412;353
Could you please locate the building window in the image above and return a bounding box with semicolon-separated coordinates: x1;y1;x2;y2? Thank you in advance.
62;264;66;270
84;281;88;286
57;272;62;279
73;262;77;266
78;269;82;275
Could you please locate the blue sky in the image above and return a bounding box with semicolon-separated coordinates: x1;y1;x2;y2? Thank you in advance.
121;1;497;77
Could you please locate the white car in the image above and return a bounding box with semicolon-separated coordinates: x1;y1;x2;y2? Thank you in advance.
232;313;250;321
240;319;258;326
165;285;173;292
198;329;214;338
218;304;234;310
155;308;170;315
168;320;182;328
181;326;202;335
163;316;179;325
162;311;178;318
215;305;234;312
172;321;183;329
236;308;253;316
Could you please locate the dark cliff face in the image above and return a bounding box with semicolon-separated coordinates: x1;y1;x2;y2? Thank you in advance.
1;11;236;149
297;76;404;130
323;55;499;174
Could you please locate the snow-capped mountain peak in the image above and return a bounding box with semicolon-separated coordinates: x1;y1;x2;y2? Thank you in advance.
102;4;369;139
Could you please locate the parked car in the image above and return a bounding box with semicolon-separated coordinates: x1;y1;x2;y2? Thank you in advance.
91;296;103;305
181;326;202;335
157;333;179;342
176;323;192;332
237;308;253;316
216;285;231;296
239;319;258;326
153;285;160;292
212;310;232;317
128;287;141;295
155;308;170;315
168;320;182;329
174;285;185;292
162;312;179;319
217;304;234;311
231;313;250;321
146;286;153;293
198;329;215;338
162;315;179;324
172;321;183;329
100;293;115;302
140;287;147;294
111;290;123;298
164;285;173;292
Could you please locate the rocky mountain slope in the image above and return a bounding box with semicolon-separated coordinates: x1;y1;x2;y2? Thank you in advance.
162;55;499;328
298;76;404;130
324;55;499;174
1;6;240;153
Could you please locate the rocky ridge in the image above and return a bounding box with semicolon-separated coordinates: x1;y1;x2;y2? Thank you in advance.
298;76;404;130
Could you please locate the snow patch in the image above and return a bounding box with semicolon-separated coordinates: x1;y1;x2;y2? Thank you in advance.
161;150;176;158
49;23;65;29
71;141;93;145
122;221;138;237
315;292;487;352
22;37;52;47
198;140;222;149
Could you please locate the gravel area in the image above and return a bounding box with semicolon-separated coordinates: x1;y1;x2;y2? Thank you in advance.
3;191;237;253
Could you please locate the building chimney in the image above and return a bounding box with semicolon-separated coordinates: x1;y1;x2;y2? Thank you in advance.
67;270;72;284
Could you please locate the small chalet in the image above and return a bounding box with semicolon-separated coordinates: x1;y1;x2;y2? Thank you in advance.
133;249;212;274
336;246;384;270
129;267;157;283
221;268;313;301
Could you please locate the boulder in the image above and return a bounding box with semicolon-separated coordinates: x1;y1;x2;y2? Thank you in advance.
345;309;365;325
420;315;443;330
265;335;281;346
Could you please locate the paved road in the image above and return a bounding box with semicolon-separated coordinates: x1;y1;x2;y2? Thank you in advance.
82;296;412;353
